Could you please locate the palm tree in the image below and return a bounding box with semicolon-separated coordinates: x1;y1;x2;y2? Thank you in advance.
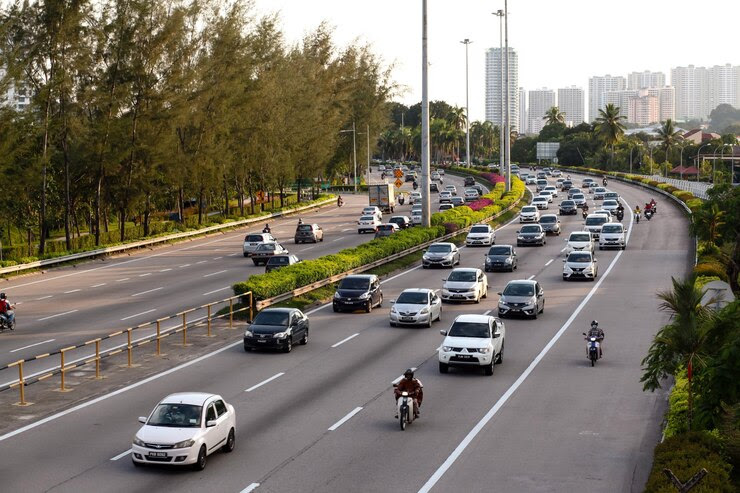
657;119;682;165
543;106;565;126
640;274;716;430
691;203;726;246
594;104;627;166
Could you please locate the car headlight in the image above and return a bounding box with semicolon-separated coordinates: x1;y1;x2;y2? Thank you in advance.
244;330;253;337
517;235;525;240
334;292;341;299
359;292;371;299
504;258;512;264
564;266;572;273
419;307;429;314
477;347;491;354
498;300;507;306
442;346;454;352
273;330;289;339
390;307;397;313
173;439;195;449
524;301;535;308
133;436;146;447
485;257;492;263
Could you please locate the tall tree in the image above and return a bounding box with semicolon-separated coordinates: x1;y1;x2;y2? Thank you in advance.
543;106;565;126
594;103;626;167
657;118;682;166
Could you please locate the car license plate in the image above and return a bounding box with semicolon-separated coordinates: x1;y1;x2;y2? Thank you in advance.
148;452;167;457
452;294;464;299
457;354;472;359
257;339;267;343
402;317;414;321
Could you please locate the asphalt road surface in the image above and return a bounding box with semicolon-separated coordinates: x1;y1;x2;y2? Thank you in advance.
0;171;690;492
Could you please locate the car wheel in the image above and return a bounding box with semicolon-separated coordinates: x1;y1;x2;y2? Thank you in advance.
496;342;504;364
484;362;494;376
222;428;236;453
390;322;396;327
244;344;250;352
621;245;626;250
332;305;339;313
243;252;249;257
532;309;538;320
252;261;259;266
475;292;481;304
426;317;433;328
498;310;505;319
300;329;308;345
365;302;372;313
439;362;449;374
482;287;487;299
283;337;293;353
194;445;207;471
422;265;428;269
516;241;521;247
377;295;383;308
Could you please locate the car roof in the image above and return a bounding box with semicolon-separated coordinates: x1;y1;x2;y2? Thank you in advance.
400;288;434;294
586;213;609;218
540;214;557;219
471;223;490;227
391;215;409;220
450;267;479;273
344;274;376;280
453;314;493;323
162;392;218;406
431;242;455;247
569;231;592;236
505;279;536;287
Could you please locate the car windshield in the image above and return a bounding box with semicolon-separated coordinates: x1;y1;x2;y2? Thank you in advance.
428;244;452;253
390;217;405;223
570;233;591;242
148;403;202;428
488;246;511;255
360;216;375;221
522;206;537;213
568;253;592;262
339;277;370;290
601;224;622;233
520;225;541;233
447;270;477;282
573;194;585;200
533;198;546;202
595;188;606;192
470;226;489;233
448;321;490;338
585;216;607;225
246;234;264;242
256;243;276;251
561;201;574;207
253;310;290;326
363;208;376;213
297;225;312;232
603;200;618;206
540;216;556;223
503;283;535;296
267;256;290;265
397;292;428;304
378;225;393;231
441;191;451;196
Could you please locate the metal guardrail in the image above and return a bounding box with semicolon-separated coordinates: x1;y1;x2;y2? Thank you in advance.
630;174;711;200
0;197;336;277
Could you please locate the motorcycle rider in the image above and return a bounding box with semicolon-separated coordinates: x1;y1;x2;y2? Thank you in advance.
337;195;344;207
262;223;271;234
581;202;589;218
0;293;15;330
394;368;423;418
586;320;604;358
602;177;608;186
634;205;641;223
297;218;304;226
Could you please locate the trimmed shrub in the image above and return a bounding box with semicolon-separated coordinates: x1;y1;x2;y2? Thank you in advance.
664;371;689;438
694;262;729;282
695;275;721;289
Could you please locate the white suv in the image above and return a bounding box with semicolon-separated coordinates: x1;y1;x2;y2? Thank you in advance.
362;206;383;220
441;268;488;303
583;213;611;239
519;205;540;223
599;222;627;250
465;224;495;246
242;232;276;257
565;231;594;254
438;314;505;375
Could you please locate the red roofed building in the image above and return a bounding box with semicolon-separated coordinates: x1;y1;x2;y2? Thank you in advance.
683;128;720;144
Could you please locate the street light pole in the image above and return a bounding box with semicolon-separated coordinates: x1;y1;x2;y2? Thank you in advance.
420;0;431;227
339;123;358;193
493;10;504;175
460;39;472;168
695;143;710;182
679;144;687;181
366;123;371;186
503;0;511;192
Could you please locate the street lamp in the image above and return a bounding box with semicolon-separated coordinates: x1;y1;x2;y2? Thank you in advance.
695;143;711;182
503;1;511;192
679;143;689;181
420;0;431;227
493;10;504;174
339;121;357;193
713;144;731;184
460;39;472;168
357;124;371;186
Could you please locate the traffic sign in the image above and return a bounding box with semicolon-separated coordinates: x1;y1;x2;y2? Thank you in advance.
394;178;403;188
394;168;403;178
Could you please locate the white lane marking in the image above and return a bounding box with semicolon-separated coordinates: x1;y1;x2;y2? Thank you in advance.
120;309;156;321
179;264;191;268
417;198;634;493
196;260;208;264
138;273;151;277
159;268;172;272
328;407;363;431
35;295;53;301
203;270;228;278
10;339;55;353
545;259;553;266
240;484;260;493
305;302;332;315
331;333;359;348
64;289;81;294
383;265;422;283
331;237;345;242
245;372;285;392
392;367;418;385
341;228;353;232
91;283;106;288
560;247;567;252
302;246;316;252
116;278;130;282
213;256;223;260
228;253;240;257
131;287;163;297
38;309;78;321
110;449;131;461
203;286;231;296
527;275;535;280
483;309;492;316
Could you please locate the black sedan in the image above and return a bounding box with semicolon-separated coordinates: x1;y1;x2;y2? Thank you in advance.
484;245;518;272
251;242;288;265
516;224;547;247
333;274;383;313
389;215;411;229
243;308;309;353
559;200;577;215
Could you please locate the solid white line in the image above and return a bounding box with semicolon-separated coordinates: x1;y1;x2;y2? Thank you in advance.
38;309;78;321
203;270;228;278
240;483;260;493
35;295;53;301
545;259;553;266
120;309;156;321
10;339;55;353
305;302;332;315
382;265;422;283
331;333;359;348
328;407;363;431
417;198;634;493
482;309;492;316
527;275;535;280
203;286;231;296
159;268;172;272
245;372;285;392
116;278;130;282
91;283;106;288
64;289;81;294
179;264;191;268
138;273;151;277
110;449;131;461
131;287;163;297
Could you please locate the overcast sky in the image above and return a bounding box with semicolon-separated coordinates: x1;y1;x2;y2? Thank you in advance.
253;0;740;122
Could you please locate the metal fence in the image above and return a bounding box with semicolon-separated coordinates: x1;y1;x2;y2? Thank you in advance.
632;175;711;200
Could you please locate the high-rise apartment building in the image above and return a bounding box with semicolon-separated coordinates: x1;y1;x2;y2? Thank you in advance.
671;65;711;121
628;70;666;90
710;64;739;109
557;86;585;126
588;74;626;122
485;47;520;132
0;67;30;112
627;90;660;126
518;87;527;134
604;87;675;125
603;90;637;120
527;88;556;134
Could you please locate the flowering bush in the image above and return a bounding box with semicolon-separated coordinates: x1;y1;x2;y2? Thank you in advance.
467;198;494;211
481;172;505;184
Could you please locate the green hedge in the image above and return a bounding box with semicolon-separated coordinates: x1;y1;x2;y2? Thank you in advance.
665;371;690;438
234;177;525;301
694;262;730;282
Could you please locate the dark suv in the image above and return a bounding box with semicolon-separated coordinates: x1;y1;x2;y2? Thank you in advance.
294;223;323;243
464;176;476;187
559;200;577;215
332;275;383;313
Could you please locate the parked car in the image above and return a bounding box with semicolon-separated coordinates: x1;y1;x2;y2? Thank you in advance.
389;215;411;230
332;274;383;313
294;223;323;243
357;215;381;234
251;242;288;266
389;288;442;328
242;232;276;257
422;242;461;268
497;279;545;319
599;222;627;250
516;224;546;246
438;314;505;375
132;393;236;470
265;254;301;273
375;223;400;238
538;214;562;235
441;267;488;303
558;200;577;215
484;244;517;272
563;251;598;281
243;308;309;352
520;205;540;223
565;231;594;255
465;224;496;246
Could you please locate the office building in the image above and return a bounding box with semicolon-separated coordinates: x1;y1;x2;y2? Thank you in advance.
485;47;520;132
518;87;527;134
588;74;626;122
527;88;556;134
628;70;666;90
557;86;585;126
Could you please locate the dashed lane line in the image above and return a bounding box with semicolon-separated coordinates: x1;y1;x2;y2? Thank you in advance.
545;259;554;266
202;286;231;296
138;273;152;277
131;287;163;297
91;283;107;288
328;407;363;431
116;278;130;282
245;373;285;392
38;309;78;322
110;449;131;461
64;289;81;294
203;270;228;278
331;333;359;348
120;309;156;321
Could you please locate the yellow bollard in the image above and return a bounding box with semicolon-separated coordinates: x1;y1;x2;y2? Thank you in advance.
57;349;72;392
207;305;213;337
127;328;133;367
12;360;31;406
248;293;253;322
156;320;161;356
229;299;234;328
182;312;189;346
94;339;102;379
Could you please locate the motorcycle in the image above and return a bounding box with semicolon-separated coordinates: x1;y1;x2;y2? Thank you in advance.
583;333;600;367
397;391;416;430
413;181;419;191
582;208;589;219
0;312;16;332
645;209;654;221
634;212;640;224
616;210;624;222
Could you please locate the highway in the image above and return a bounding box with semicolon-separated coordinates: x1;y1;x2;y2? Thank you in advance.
0;172;691;492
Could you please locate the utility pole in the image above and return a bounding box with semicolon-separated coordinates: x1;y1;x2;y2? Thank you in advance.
460;39;472;168
494;10;504;174
366;123;371;185
503;0;511;192
352;120;357;193
420;0;431;227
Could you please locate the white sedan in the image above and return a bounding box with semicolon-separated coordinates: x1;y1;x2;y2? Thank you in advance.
441;268;488;303
132;392;236;470
531;196;549;210
357;215;381;233
389;288;442;328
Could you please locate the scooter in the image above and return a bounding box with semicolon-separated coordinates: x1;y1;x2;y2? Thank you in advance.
583;333;600;367
397;391;416;430
0;312;16;332
645;209;654;221
582;209;589;219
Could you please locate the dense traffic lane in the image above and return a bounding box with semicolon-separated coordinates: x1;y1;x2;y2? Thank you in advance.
0;173;684;493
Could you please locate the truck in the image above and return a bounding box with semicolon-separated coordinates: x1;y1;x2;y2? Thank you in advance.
368;183;396;213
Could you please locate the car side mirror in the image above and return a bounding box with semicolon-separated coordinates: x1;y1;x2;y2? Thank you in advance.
582;332;587;336
493;331;501;338
138;416;147;424
562;259;566;262
497;292;502;296
206;420;217;428
439;330;447;336
516;230;520;234
390;300;396;304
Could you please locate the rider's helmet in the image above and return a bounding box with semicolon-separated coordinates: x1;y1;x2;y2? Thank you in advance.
403;368;414;379
591;320;598;328
0;293;5;300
